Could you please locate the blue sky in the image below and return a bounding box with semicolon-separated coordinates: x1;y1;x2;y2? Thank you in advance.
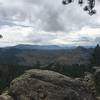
0;0;100;47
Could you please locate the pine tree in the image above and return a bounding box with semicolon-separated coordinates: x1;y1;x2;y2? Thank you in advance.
91;44;100;66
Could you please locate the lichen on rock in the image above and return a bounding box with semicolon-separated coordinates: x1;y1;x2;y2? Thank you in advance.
0;69;97;100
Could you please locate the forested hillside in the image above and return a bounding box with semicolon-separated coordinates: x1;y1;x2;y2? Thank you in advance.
0;45;100;94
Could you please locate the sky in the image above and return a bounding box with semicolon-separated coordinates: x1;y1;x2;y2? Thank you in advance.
0;0;100;47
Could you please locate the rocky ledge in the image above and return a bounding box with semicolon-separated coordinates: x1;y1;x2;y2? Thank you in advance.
0;69;97;100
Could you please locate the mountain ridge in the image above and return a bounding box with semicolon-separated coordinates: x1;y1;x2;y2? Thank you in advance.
0;45;93;66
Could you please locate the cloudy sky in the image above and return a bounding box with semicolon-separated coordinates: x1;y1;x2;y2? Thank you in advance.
0;0;100;47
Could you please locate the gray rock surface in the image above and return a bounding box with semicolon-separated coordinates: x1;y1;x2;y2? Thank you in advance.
0;69;97;100
0;93;13;100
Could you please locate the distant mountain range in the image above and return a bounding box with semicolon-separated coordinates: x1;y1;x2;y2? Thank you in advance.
0;44;94;50
14;44;64;50
0;44;94;66
13;44;77;50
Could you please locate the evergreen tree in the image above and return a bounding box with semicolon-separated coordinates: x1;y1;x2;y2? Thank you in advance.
91;44;100;66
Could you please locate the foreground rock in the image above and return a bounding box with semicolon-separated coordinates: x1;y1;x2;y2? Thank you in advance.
0;69;97;100
0;93;13;100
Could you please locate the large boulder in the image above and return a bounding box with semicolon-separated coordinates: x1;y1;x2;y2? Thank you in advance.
0;69;97;100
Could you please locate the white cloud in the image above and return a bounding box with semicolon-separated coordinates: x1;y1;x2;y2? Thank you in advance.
0;0;100;46
0;25;99;47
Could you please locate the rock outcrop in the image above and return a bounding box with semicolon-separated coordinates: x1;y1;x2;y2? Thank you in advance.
0;93;13;100
0;69;97;100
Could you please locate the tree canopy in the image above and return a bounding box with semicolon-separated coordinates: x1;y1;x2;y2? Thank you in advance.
62;0;96;15
91;44;100;66
0;35;3;39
